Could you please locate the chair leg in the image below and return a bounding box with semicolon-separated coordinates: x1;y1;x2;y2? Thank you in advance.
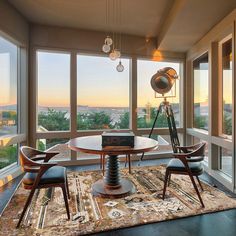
162;170;169;200
62;185;70;220
196;175;204;191
16;187;36;228
168;173;171;186
187;171;205;208
102;154;105;176
128;154;131;174
65;175;70;199
100;154;102;169
125;155;128;167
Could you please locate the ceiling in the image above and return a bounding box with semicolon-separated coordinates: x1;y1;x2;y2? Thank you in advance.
8;0;236;52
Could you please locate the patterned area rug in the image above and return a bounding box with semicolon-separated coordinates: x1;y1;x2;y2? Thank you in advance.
1;165;236;236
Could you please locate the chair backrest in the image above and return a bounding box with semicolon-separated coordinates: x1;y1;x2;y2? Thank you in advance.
189;142;206;156
20;146;43;173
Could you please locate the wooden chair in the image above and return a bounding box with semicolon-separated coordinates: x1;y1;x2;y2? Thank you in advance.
163;142;206;208
16;146;70;228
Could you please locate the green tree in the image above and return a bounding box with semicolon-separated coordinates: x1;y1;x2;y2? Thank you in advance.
137;108;168;128
38;108;69;131
223;113;232;135
116;112;129;129
77;111;114;130
194;116;207;129
0;145;17;169
89;111;114;129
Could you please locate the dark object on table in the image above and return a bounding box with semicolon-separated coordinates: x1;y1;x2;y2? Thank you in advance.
16;146;70;228
102;131;135;147
162;142;206;208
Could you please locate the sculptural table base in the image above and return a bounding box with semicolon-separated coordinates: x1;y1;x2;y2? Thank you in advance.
92;155;135;198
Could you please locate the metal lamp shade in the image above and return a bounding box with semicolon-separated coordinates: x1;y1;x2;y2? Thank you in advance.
150;67;178;95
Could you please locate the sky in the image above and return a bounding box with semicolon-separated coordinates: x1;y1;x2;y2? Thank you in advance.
0;37;17;107
0;49;232;108
37;52;181;108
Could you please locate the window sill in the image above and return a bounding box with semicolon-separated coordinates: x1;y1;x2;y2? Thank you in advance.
0;163;22;187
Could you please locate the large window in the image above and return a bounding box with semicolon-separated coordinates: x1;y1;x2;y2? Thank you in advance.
137;60;181;129
0;36;18;170
77;54;130;130
37;51;70;132
193;53;209;130
0;37;18;136
221;38;232;138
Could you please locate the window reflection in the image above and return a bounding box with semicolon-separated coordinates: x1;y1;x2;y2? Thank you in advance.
222;38;232;138
193;53;209;130
0;37;18;136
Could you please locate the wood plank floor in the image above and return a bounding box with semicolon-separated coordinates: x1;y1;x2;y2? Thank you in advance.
1;159;236;236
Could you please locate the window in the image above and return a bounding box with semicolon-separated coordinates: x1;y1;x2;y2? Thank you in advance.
37;51;70;132
137;60;181;129
0;36;18;170
77;54;130;130
221;38;232;138
0;144;18;170
193;53;209;130
0;37;18;136
219;147;232;177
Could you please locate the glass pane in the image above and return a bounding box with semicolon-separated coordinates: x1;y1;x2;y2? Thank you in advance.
220;147;232;177
37;51;70;131
222;38;232;138
37;138;70;161
193;53;209;130
77;55;130;130
0;37;18;136
0;144;18;169
137;60;180;129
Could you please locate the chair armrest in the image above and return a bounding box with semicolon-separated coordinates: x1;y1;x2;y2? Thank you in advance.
176;146;194;153
186;156;204;162
172;152;189;161
31;154;47;161
44;152;60;162
31;152;59;162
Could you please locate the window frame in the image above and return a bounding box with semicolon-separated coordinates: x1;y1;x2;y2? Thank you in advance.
0;32;27;175
192;51;209;132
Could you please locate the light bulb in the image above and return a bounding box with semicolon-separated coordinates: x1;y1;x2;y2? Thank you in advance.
116;61;124;72
114;49;121;58
102;44;110;53
109;50;118;60
105;36;113;46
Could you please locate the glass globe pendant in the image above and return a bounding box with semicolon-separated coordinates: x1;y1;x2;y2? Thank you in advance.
102;43;111;53
109;50;118;60
114;49;121;58
116;60;124;72
105;36;113;46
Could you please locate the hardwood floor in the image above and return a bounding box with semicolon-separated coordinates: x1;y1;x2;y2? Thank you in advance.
1;159;236;236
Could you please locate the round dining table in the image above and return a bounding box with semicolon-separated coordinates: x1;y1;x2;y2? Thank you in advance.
68;135;158;198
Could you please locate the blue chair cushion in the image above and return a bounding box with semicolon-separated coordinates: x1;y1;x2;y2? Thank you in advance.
23;166;66;186
167;158;203;174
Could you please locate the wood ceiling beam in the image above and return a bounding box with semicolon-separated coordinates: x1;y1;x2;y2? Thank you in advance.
156;0;187;49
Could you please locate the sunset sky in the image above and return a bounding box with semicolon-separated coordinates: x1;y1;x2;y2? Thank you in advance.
37;52;181;108
0;50;232;108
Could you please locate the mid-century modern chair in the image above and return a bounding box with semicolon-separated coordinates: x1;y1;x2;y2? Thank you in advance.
162;142;206;208
17;146;70;228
